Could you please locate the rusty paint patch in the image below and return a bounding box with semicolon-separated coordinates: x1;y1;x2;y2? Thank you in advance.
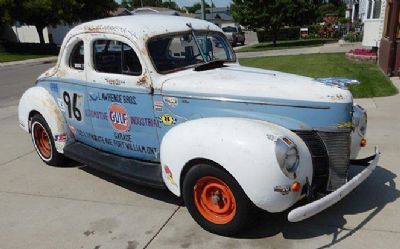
327;94;345;101
137;74;149;86
336;121;352;129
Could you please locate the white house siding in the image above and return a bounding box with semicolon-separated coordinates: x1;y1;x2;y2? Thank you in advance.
9;24;49;43
362;0;387;47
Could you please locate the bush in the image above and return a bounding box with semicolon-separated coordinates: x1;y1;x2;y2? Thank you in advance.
344;32;363;42
257;27;300;42
0;42;59;55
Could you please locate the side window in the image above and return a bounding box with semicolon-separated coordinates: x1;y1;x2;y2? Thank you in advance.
93;39;142;76
69;41;84;70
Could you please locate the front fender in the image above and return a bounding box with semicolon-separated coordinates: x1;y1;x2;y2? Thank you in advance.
160;117;313;212
18;86;65;153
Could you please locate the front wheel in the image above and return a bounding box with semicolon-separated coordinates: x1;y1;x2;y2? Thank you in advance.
31;114;68;166
182;163;252;235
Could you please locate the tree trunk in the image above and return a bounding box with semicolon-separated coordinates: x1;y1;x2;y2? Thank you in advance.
35;25;45;44
272;28;278;47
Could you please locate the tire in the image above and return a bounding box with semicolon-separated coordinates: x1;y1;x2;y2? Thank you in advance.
182;163;252;236
31;114;67;166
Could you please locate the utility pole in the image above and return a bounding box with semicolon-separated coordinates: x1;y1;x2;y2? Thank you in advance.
201;0;206;20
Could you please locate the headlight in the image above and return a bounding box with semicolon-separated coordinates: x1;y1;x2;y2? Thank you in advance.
275;137;299;178
353;104;367;136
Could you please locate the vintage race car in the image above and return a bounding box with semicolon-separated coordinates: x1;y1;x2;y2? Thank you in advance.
18;15;379;235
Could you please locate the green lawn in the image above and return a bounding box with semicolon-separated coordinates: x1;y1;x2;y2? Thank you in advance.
236;39;336;53
240;53;398;98
0;52;51;63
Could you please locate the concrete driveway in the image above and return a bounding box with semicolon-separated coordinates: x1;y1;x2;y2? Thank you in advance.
0;61;399;249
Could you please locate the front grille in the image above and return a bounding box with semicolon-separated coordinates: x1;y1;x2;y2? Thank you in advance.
295;130;351;192
318;131;351;191
295;131;329;193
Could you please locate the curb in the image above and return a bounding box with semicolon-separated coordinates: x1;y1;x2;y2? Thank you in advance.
0;56;58;68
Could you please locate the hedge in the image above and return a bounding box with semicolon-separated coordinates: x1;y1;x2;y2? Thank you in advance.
0;42;59;55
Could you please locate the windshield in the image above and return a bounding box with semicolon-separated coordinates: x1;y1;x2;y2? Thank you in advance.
148;31;235;73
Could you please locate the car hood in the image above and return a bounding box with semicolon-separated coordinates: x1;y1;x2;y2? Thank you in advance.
160;64;353;105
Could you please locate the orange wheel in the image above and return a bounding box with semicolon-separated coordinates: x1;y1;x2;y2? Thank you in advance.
194;176;237;224
183;164;251;235
32;122;52;159
30;114;67;166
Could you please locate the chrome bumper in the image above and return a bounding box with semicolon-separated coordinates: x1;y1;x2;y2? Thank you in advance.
288;147;380;222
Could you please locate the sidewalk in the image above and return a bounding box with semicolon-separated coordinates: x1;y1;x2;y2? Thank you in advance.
237;42;362;58
0;56;58;68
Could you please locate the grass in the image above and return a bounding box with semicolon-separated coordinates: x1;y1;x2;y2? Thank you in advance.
0;52;51;63
240;53;398;98
236;39;337;53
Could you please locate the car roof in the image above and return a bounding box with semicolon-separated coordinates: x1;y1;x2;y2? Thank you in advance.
67;15;222;42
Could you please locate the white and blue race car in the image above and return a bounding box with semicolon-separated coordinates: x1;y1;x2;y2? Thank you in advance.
18;15;379;235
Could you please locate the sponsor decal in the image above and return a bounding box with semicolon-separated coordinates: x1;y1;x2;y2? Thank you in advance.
76;128;157;155
105;78;125;86
85;110;108;120
54;134;66;142
154;101;163;112
164;165;177;186
57;98;65;112
50;83;58;93
159;114;176;126
88;92;136;105
114;132;132;142
108;103;130;132
130;116;160;128
163;97;178;108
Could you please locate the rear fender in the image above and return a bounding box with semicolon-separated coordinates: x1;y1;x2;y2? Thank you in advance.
18;86;66;153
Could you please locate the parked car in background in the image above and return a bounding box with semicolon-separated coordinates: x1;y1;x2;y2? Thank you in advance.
222;25;245;46
18;15;379;236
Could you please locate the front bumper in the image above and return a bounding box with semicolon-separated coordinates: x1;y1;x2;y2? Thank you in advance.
288;147;380;222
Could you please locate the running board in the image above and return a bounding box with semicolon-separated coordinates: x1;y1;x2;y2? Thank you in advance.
63;142;165;189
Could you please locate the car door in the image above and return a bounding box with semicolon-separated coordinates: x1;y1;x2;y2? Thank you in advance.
86;33;159;161
52;35;97;148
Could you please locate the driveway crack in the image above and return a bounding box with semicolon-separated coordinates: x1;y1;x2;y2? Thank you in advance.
143;206;180;249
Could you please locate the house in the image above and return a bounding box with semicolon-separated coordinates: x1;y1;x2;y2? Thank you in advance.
378;0;400;75
359;0;387;47
194;7;234;27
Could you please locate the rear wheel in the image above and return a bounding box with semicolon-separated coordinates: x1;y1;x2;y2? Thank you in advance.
31;114;67;166
183;163;252;235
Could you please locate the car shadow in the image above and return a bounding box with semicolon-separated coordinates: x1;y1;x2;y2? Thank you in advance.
79;164;398;245
79;166;183;206
236;165;399;244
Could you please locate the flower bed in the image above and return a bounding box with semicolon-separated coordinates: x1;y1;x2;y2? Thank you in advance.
346;49;377;62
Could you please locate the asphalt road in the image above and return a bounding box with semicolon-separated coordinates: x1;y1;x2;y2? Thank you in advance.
0;62;399;249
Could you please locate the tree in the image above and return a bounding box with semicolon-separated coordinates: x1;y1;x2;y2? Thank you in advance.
186;2;210;13
5;0;117;44
119;0;163;10
231;0;317;46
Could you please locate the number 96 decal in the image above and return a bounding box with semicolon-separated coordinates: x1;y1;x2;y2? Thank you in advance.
63;91;84;122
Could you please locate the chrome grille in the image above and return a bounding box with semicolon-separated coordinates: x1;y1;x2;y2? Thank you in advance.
295;130;351;192
318;131;351;191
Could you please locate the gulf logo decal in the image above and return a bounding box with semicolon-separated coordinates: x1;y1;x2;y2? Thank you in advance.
108;103;130;132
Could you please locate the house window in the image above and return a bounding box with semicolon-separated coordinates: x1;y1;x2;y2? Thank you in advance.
367;0;382;19
93;40;142;76
69;41;84;70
